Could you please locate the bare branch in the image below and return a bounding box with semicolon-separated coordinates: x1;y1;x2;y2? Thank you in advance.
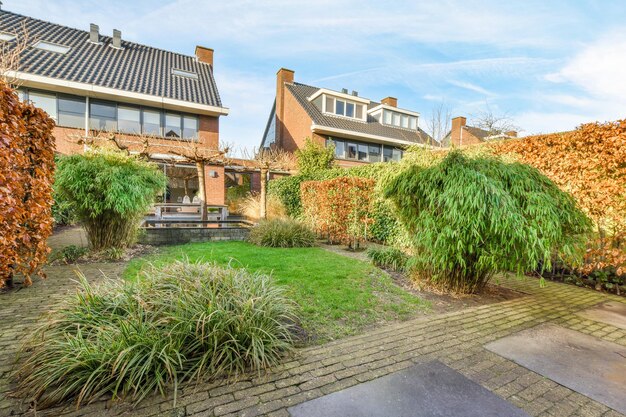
1;22;35;86
469;103;520;138
425;102;452;147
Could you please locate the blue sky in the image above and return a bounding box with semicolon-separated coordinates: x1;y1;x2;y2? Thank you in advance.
9;0;626;152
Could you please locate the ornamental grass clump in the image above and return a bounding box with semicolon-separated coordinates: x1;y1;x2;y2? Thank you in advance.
54;149;167;250
14;260;296;409
384;150;592;294
367;246;409;272
248;218;315;248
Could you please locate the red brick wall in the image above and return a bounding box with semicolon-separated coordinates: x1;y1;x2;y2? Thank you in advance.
450;117;482;147
277;85;313;153
204;164;225;205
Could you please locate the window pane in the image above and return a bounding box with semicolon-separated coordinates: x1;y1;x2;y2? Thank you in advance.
142;109;161;136
17;89;27;102
29;91;57;121
392;148;403;161
383;110;392;124
165;113;181;138
347;142;357;159
183;115;198;139
328;138;344;158
392;112;400;126
383;146;393;162
58;96;85;128
357;143;368;161
118;106;141;134
355;104;363;119
369;144;381;162
409;116;417;130
401;114;409;128
89;100;117;131
346;102;355;118
335;100;345;116
325;96;334;113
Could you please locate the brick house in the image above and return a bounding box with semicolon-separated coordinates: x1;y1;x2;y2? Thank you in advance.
261;68;431;168
441;116;517;147
1;9;230;206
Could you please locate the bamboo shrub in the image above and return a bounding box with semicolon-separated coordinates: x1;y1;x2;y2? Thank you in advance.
54;149;167;250
384;151;592;293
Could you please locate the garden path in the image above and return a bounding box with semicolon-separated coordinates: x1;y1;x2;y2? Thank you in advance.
1;258;625;416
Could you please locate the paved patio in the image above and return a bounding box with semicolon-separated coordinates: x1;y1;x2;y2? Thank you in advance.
1;258;625;417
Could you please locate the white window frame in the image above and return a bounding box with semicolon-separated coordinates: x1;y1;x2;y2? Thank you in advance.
32;40;71;54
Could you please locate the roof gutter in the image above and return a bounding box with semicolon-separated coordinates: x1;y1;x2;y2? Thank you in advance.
310;124;430;148
9;71;230;117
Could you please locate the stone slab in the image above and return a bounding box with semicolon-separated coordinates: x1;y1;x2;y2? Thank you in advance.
288;361;528;417
577;301;626;330
485;323;626;414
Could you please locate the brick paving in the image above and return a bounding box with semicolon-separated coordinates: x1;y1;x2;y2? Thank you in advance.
1;260;625;417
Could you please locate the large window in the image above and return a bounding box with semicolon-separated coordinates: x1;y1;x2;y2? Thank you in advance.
17;88;199;139
28;91;57;121
165;113;182;138
143;109;161;136
58;95;85;128
327;137;402;163
118;106;141;134
183;115;199;139
89;100;117;131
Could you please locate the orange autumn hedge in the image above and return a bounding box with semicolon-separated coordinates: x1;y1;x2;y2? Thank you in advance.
301;177;375;248
489;120;626;278
0;82;55;287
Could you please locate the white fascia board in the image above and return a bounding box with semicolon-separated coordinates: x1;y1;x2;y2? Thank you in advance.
307;88;370;105
10;71;230;116
311;124;430;148
367;103;420;117
130;151;187;161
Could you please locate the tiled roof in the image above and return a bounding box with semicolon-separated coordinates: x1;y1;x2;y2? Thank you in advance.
286;83;431;145
0;10;223;107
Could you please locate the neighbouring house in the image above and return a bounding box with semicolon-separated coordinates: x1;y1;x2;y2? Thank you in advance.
261;68;432;168
1;8;233;209
441;116;517;147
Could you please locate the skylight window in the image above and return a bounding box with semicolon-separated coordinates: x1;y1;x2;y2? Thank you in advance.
33;41;71;54
0;32;16;42
172;68;199;80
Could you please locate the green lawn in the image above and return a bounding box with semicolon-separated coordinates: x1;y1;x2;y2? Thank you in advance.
124;241;429;343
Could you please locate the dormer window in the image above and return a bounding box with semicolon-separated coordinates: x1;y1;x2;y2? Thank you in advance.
324;95;365;120
382;109;418;130
33;41;71;54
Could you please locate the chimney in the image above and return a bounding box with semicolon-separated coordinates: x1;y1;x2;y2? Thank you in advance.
450;116;467;147
195;46;214;68
341;88;348;94
351;90;358;96
275;68;295;149
381;96;397;107
89;24;99;44
505;130;517;138
112;29;122;49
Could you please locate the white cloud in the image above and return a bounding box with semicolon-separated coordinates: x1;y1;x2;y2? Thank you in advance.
447;80;494;96
546;30;626;100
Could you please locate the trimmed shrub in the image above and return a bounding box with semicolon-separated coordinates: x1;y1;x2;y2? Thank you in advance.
301;177;375;248
54;149;167;250
15;259;296;408
384;151;592;293
249;219;315;248
0;81;55;287
367;247;409;272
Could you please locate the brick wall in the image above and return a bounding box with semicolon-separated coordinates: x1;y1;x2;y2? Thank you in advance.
450;116;483;147
277;83;314;153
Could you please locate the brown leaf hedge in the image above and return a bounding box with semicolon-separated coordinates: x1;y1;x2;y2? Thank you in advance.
0;81;55;287
489;120;626;277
